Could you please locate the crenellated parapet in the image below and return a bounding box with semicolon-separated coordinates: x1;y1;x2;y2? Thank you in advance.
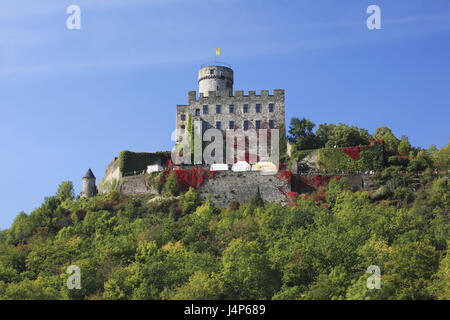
186;89;285;102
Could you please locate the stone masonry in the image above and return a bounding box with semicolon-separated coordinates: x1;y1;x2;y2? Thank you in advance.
175;65;286;147
198;171;290;207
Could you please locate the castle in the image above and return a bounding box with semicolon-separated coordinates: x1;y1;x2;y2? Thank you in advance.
83;64;292;204
175;64;286;146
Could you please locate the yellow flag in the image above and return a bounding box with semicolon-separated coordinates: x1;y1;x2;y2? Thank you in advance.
216;47;220;56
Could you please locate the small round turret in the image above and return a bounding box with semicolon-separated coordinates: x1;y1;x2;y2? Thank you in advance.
81;168;97;198
198;65;233;96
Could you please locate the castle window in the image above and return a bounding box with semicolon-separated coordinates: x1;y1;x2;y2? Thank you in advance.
243;104;249;113
195;109;200;116
203;122;210;131
181;125;185;129
203;105;209;114
256;104;261;113
216;121;222;130
210;69;214;75
229;105;234;113
269;104;274;112
269;120;275;129
216;105;221;114
229;121;235;129
180;114;186;121
255;120;261;129
244;120;249;131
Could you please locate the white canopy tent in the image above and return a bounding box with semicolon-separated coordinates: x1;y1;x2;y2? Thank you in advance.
251;161;278;173
231;161;251;172
210;163;229;171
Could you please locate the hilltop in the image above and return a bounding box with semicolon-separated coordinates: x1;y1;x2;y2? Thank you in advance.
0;118;448;300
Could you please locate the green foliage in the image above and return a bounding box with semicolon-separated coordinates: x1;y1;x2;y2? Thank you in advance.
221;239;280;299
428;242;450;299
326;177;349;207
291;149;313;162
433;143;450;173
388;156;409;167
315;123;336;147
148;170;166;194
0;143;448;300
374;127;399;153
182;187;201;214
398;138;411;155
325;123;371;148
56;181;75;202
278;124;288;162
250;187;264;207
288;117;322;153
118;150;170;175
317;141;384;172
165;171;180;196
407;150;433;173
318;148;353;171
187;114;194;163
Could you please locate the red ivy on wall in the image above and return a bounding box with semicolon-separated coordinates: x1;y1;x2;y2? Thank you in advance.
342;146;360;161
172;168;217;191
275;171;292;185
300;175;332;188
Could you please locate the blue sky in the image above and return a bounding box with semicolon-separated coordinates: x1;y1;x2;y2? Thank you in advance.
0;0;449;229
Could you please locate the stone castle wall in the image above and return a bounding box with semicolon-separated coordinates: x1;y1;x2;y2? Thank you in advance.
99;166;291;207
118;174;158;195
176;89;285;141
198;171;290;207
98;157;121;194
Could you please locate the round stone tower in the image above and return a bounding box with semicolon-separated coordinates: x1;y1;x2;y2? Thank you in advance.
81;168;97;198
198;65;233;96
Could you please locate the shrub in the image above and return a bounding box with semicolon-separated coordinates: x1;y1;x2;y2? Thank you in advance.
165;171;180;196
388;155;409;167
118;150;171;175
318;141;385;172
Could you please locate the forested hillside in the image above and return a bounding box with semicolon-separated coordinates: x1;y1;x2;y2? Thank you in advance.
0;120;448;300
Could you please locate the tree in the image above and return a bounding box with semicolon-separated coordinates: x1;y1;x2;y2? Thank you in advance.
287;118;322;162
326;177;349;208
326;123;370;148
433;142;450;173
316;123;336;147
374;127;399;153
6;212;34;245
166;270;224;300
428;242;450;300
182;187;201;214
56;181;75;202
221;239;280;299
165;171;180;196
287;117;319;149
398;136;411;155
304;265;350;300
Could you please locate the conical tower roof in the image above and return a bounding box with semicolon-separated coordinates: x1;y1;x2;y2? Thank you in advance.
83;168;95;179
